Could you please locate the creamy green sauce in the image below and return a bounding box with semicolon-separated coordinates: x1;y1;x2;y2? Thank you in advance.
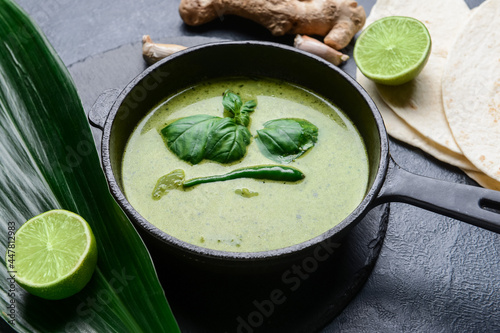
121;77;369;252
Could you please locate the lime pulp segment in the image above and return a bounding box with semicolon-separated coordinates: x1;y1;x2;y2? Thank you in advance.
11;209;97;299
16;212;88;283
354;16;432;85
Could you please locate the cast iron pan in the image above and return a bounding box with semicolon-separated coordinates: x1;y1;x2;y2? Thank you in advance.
89;41;500;271
78;37;390;332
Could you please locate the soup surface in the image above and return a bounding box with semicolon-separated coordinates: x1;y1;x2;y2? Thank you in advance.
122;77;369;252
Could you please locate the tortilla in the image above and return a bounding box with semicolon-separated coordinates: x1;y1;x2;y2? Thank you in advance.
358;70;500;190
464;170;500;191
365;0;470;154
442;0;500;182
357;71;478;171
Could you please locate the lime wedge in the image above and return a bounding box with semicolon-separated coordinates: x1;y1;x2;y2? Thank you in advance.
9;209;98;300
354;16;432;86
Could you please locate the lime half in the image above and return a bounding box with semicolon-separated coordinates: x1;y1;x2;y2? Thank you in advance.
354;16;432;86
9;209;98;300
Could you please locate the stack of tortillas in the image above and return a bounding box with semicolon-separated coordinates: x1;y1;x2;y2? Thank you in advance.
356;0;500;190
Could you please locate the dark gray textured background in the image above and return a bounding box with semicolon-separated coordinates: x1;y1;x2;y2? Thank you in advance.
10;0;500;332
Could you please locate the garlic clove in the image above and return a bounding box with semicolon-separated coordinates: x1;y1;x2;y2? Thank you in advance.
294;34;349;66
142;35;187;65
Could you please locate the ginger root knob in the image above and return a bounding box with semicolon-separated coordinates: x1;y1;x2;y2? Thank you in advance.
179;0;366;50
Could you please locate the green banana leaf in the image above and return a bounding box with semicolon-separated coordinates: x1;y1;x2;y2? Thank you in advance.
0;0;180;331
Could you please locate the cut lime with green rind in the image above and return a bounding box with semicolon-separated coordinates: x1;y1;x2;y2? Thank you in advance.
9;209;98;300
354;16;432;86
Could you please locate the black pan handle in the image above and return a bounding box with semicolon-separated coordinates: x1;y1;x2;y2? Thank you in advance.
88;88;121;130
375;158;500;233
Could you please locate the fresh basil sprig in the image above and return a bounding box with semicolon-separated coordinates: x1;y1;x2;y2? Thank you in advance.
255;118;318;163
222;90;257;127
161;90;256;165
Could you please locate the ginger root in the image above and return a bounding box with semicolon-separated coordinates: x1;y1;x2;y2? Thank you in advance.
294;34;349;65
179;0;366;50
142;35;187;65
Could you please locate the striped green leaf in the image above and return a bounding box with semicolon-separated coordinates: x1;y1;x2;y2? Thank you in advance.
0;0;180;331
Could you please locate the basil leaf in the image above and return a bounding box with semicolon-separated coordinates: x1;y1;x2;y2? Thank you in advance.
161;114;220;164
161;91;255;165
241;100;257;113
255;118;318;163
222;90;256;127
222;90;243;115
238;100;257;127
205;118;252;164
236;110;251;127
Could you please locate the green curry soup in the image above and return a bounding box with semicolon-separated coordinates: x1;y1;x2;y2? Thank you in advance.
121;77;369;252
